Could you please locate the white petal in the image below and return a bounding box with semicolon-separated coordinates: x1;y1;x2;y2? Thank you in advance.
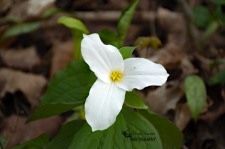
85;79;126;131
117;58;169;91
81;33;124;83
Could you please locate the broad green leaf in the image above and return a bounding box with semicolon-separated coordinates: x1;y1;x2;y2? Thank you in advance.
28;104;76;121
117;0;138;46
140;110;183;149
98;29;120;48
58;16;89;33
125;91;148;109
194;5;213;28
46;120;85;149
58;16;89;59
25;108;183;149
1;22;41;40
209;69;225;85
29;60;93;121
119;46;136;59
185;75;207;120
68;108;162;149
12;134;49;149
41;60;91;104
65;107;183;149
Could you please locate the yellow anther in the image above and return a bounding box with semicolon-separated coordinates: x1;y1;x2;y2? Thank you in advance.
110;71;123;82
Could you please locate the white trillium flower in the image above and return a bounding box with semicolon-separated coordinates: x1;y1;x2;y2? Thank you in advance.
81;33;169;131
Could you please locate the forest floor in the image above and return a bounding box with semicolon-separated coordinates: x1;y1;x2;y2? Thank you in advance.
0;0;225;148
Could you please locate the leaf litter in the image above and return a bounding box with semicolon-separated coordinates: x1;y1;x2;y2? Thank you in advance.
0;0;225;148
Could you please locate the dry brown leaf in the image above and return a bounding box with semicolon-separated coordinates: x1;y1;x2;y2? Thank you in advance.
149;43;196;79
150;43;184;66
156;7;187;47
7;0;55;19
180;57;197;78
8;1;29;20
50;40;74;78
3;115;63;148
0;68;47;107
206;33;225;58
0;47;41;70
175;103;192;130
0;0;12;13
201;98;225;123
27;0;55;16
146;81;183;114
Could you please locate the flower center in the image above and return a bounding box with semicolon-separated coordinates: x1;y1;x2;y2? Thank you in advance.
110;71;123;82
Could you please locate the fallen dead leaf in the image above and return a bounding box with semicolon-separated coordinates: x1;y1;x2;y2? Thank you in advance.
0;91;31;118
180;57;197;79
150;42;185;66
0;46;41;70
149;42;196;80
3;115;63;148
175;103;192;130
156;7;187;47
8;1;29;21
50;40;74;78
146;81;183;115
201;85;225;123
0;0;12;13
0;68;47;107
27;0;56;16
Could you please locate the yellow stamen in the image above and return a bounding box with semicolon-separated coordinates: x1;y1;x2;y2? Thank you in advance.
110;71;123;82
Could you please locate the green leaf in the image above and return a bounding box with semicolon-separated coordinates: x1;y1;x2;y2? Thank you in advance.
28;104;76;121
1;22;41;40
46;120;85;149
117;0;138;46
71;30;83;59
194;5;213;28
125;91;148;109
11;134;49;149
185;75;207;120
41;60;92;105
64;107;182;149
43;7;62;18
209;69;225;85
98;29;120;48
29;60;93;121
0;134;6;149
140;110;183;149
119;46;136;59
0;15;21;25
58;16;89;33
68;108;161;149
58;16;89;59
